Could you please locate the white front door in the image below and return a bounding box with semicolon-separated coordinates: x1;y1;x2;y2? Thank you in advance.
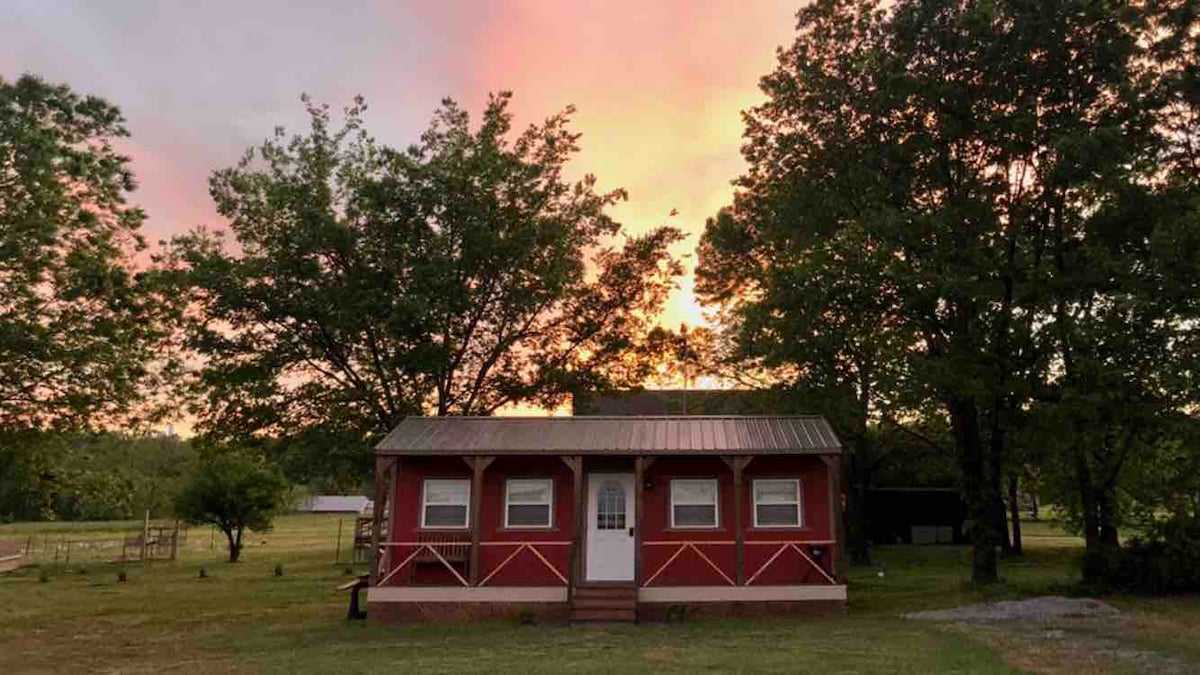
585;472;636;582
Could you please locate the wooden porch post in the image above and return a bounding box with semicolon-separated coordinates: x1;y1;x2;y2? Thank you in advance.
369;456;395;586
562;455;583;595
823;454;846;582
724;456;751;585
467;455;494;586
634;456;654;588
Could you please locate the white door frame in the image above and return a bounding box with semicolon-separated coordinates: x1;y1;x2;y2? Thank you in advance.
584;472;636;582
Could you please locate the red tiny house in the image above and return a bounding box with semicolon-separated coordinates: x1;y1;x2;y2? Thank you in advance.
369;416;846;622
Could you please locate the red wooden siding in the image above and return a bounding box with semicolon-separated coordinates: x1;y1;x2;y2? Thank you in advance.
389;456;575;586
640;456;832;586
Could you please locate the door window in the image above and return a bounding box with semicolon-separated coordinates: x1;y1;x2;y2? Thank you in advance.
596;480;626;530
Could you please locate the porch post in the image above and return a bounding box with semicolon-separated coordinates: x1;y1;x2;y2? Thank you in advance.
823;454;846;581
569;456;584;593
467;455;494;586
369;456;395;586
633;456;650;588
724;456;750;585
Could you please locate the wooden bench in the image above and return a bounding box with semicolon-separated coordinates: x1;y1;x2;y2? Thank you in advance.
414;532;471;565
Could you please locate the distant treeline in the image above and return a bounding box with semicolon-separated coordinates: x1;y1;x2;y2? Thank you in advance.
0;431;195;522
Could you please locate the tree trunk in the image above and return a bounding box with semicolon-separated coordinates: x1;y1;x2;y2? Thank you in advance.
847;439;872;566
950;397;999;584
225;528;241;563
1008;473;1023;555
989;409;1012;556
1098;484;1120;548
996;492;1013;555
1075;446;1107;582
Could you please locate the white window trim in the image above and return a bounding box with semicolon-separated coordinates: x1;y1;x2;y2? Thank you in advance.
503;478;554;529
669;478;720;529
752;478;804;528
420;478;471;529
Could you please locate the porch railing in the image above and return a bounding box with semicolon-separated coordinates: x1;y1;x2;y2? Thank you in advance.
376;541;571;587
642;540;838;587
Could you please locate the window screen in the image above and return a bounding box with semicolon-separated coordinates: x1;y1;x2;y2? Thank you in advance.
753;479;802;527
422;478;470;528
505;478;553;528
671;479;718;528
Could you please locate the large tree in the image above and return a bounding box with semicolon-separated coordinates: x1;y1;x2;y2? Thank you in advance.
0;75;170;430
164;93;682;476
698;0;1194;582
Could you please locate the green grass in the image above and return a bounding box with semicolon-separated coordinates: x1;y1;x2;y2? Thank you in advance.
1;515;1197;674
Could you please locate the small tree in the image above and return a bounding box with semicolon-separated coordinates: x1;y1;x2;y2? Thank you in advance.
174;455;289;562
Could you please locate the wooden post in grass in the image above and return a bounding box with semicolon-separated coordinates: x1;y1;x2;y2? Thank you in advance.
141;510;150;563
334;519;343;564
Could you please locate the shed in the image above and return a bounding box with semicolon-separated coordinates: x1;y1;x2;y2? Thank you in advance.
367;416;846;622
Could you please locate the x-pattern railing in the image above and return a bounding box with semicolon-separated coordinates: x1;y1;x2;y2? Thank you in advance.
478;542;570;586
641;540;837;587
376;541;570;587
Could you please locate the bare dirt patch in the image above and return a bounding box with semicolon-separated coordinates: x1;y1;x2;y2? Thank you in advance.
906;597;1198;674
904;596;1120;623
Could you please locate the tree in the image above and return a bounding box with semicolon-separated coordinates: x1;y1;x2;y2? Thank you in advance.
699;206;915;564
162;93;682;484
0;74;172;430
697;0;1189;582
174;454;289;562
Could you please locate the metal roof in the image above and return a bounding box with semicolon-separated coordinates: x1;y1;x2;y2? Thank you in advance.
296;496;372;514
376;416;841;456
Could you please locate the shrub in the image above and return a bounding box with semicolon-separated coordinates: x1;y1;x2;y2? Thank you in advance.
666;604;689;623
1106;516;1200;594
516;606;536;625
274;563;284;577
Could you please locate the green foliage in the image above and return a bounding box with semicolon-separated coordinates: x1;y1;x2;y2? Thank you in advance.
0;429;193;522
0;74;175;430
1106;516;1200;595
161;93;682;486
173;453;289;562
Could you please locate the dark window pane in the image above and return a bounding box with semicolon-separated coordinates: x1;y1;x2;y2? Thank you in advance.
424;505;467;528
674;505;716;527
756;504;800;527
508;504;551;527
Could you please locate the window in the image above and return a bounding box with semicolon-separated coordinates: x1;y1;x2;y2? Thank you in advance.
505;478;554;528
753;479;802;528
670;478;718;528
596;480;626;530
421;478;470;529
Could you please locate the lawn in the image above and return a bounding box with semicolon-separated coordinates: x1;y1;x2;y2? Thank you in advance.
1;515;1197;674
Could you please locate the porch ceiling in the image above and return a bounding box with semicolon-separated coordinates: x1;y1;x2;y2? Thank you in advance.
375;416;842;456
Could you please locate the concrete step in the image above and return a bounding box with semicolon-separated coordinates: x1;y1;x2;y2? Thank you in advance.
570;608;637;622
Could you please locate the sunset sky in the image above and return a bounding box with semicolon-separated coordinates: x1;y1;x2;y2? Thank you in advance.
3;0;799;328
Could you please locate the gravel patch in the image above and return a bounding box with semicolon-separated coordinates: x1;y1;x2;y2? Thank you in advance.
904;596;1120;623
